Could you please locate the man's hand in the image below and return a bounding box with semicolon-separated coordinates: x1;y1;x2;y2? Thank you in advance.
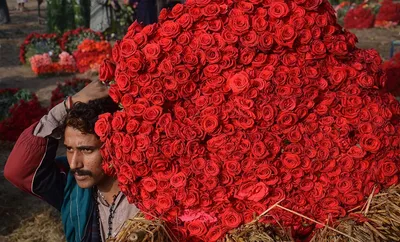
71;80;109;104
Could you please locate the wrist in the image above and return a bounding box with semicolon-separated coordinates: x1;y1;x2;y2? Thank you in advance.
64;96;73;110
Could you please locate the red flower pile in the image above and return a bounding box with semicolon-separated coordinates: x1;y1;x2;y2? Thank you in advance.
0;89;46;141
383;52;400;97
375;0;400;28
73;39;112;73
50;78;91;108
60;28;104;53
344;4;375;29
29;51;77;76
97;0;400;241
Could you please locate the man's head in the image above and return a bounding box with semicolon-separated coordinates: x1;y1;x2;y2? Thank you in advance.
64;97;119;188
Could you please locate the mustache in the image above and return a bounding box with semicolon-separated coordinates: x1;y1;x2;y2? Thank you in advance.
70;169;93;177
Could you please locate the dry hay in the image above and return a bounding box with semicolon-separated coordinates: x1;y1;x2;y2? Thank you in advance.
223;221;293;242
109;212;175;242
312;185;400;242
3;208;65;242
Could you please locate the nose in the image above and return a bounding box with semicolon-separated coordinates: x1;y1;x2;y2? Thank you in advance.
69;151;84;170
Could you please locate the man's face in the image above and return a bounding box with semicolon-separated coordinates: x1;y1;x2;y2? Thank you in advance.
64;126;105;188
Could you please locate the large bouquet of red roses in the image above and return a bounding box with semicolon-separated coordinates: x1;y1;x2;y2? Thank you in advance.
344;4;375;29
0;89;46;141
97;0;400;241
50;78;91;108
73;39;112;73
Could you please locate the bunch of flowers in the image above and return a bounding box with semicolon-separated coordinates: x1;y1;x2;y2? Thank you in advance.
375;0;400;28
97;0;400;241
19;33;61;65
60;28;104;53
50;78;91;108
73;39;112;73
0;89;46;141
29;51;76;75
383;52;400;97
344;4;375;29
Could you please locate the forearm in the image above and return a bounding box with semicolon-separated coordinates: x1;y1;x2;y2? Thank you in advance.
34;101;68;139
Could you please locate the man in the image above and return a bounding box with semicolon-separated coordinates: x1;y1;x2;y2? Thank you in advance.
5;81;139;242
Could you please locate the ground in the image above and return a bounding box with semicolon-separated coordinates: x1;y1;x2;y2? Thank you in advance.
0;1;400;242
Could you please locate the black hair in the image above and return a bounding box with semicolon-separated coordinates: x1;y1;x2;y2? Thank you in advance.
65;97;119;135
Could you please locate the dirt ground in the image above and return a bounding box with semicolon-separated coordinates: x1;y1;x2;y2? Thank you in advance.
0;1;400;241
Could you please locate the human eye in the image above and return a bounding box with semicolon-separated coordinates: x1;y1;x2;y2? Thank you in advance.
82;148;94;154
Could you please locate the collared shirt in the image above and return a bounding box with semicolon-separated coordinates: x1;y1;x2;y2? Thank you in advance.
96;191;139;241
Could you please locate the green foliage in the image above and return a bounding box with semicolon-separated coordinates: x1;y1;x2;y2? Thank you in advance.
24;38;61;63
46;0;90;33
65;32;102;53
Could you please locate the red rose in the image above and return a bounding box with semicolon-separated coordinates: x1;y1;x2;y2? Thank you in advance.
177;13;193;29
156;194;174;213
201;115;219;134
221;208;243;228
379;161;398;177
227;71;250;93
228;15;250;36
357;72;375;88
187;221;207;237
126;118;140;133
94;113;112;141
282;153;301;169
277;111;298;128
310;40;326;58
183;189;199;207
120;39;137;58
240;30;258;47
143;43;161;60
160;20;180;38
115;73;131;92
142;177;157;192
99;59;116;82
303;0;322;10
122;134;135;153
359;134;381;153
204;160;220;177
143;106;163;123
268;2;289;19
109;85;122;104
275;24;297;48
127;57;143;73
223;160;241;176
170;172;187;188
136;134;151;152
111;112;126;131
206;225;225;242
251;141;268;160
